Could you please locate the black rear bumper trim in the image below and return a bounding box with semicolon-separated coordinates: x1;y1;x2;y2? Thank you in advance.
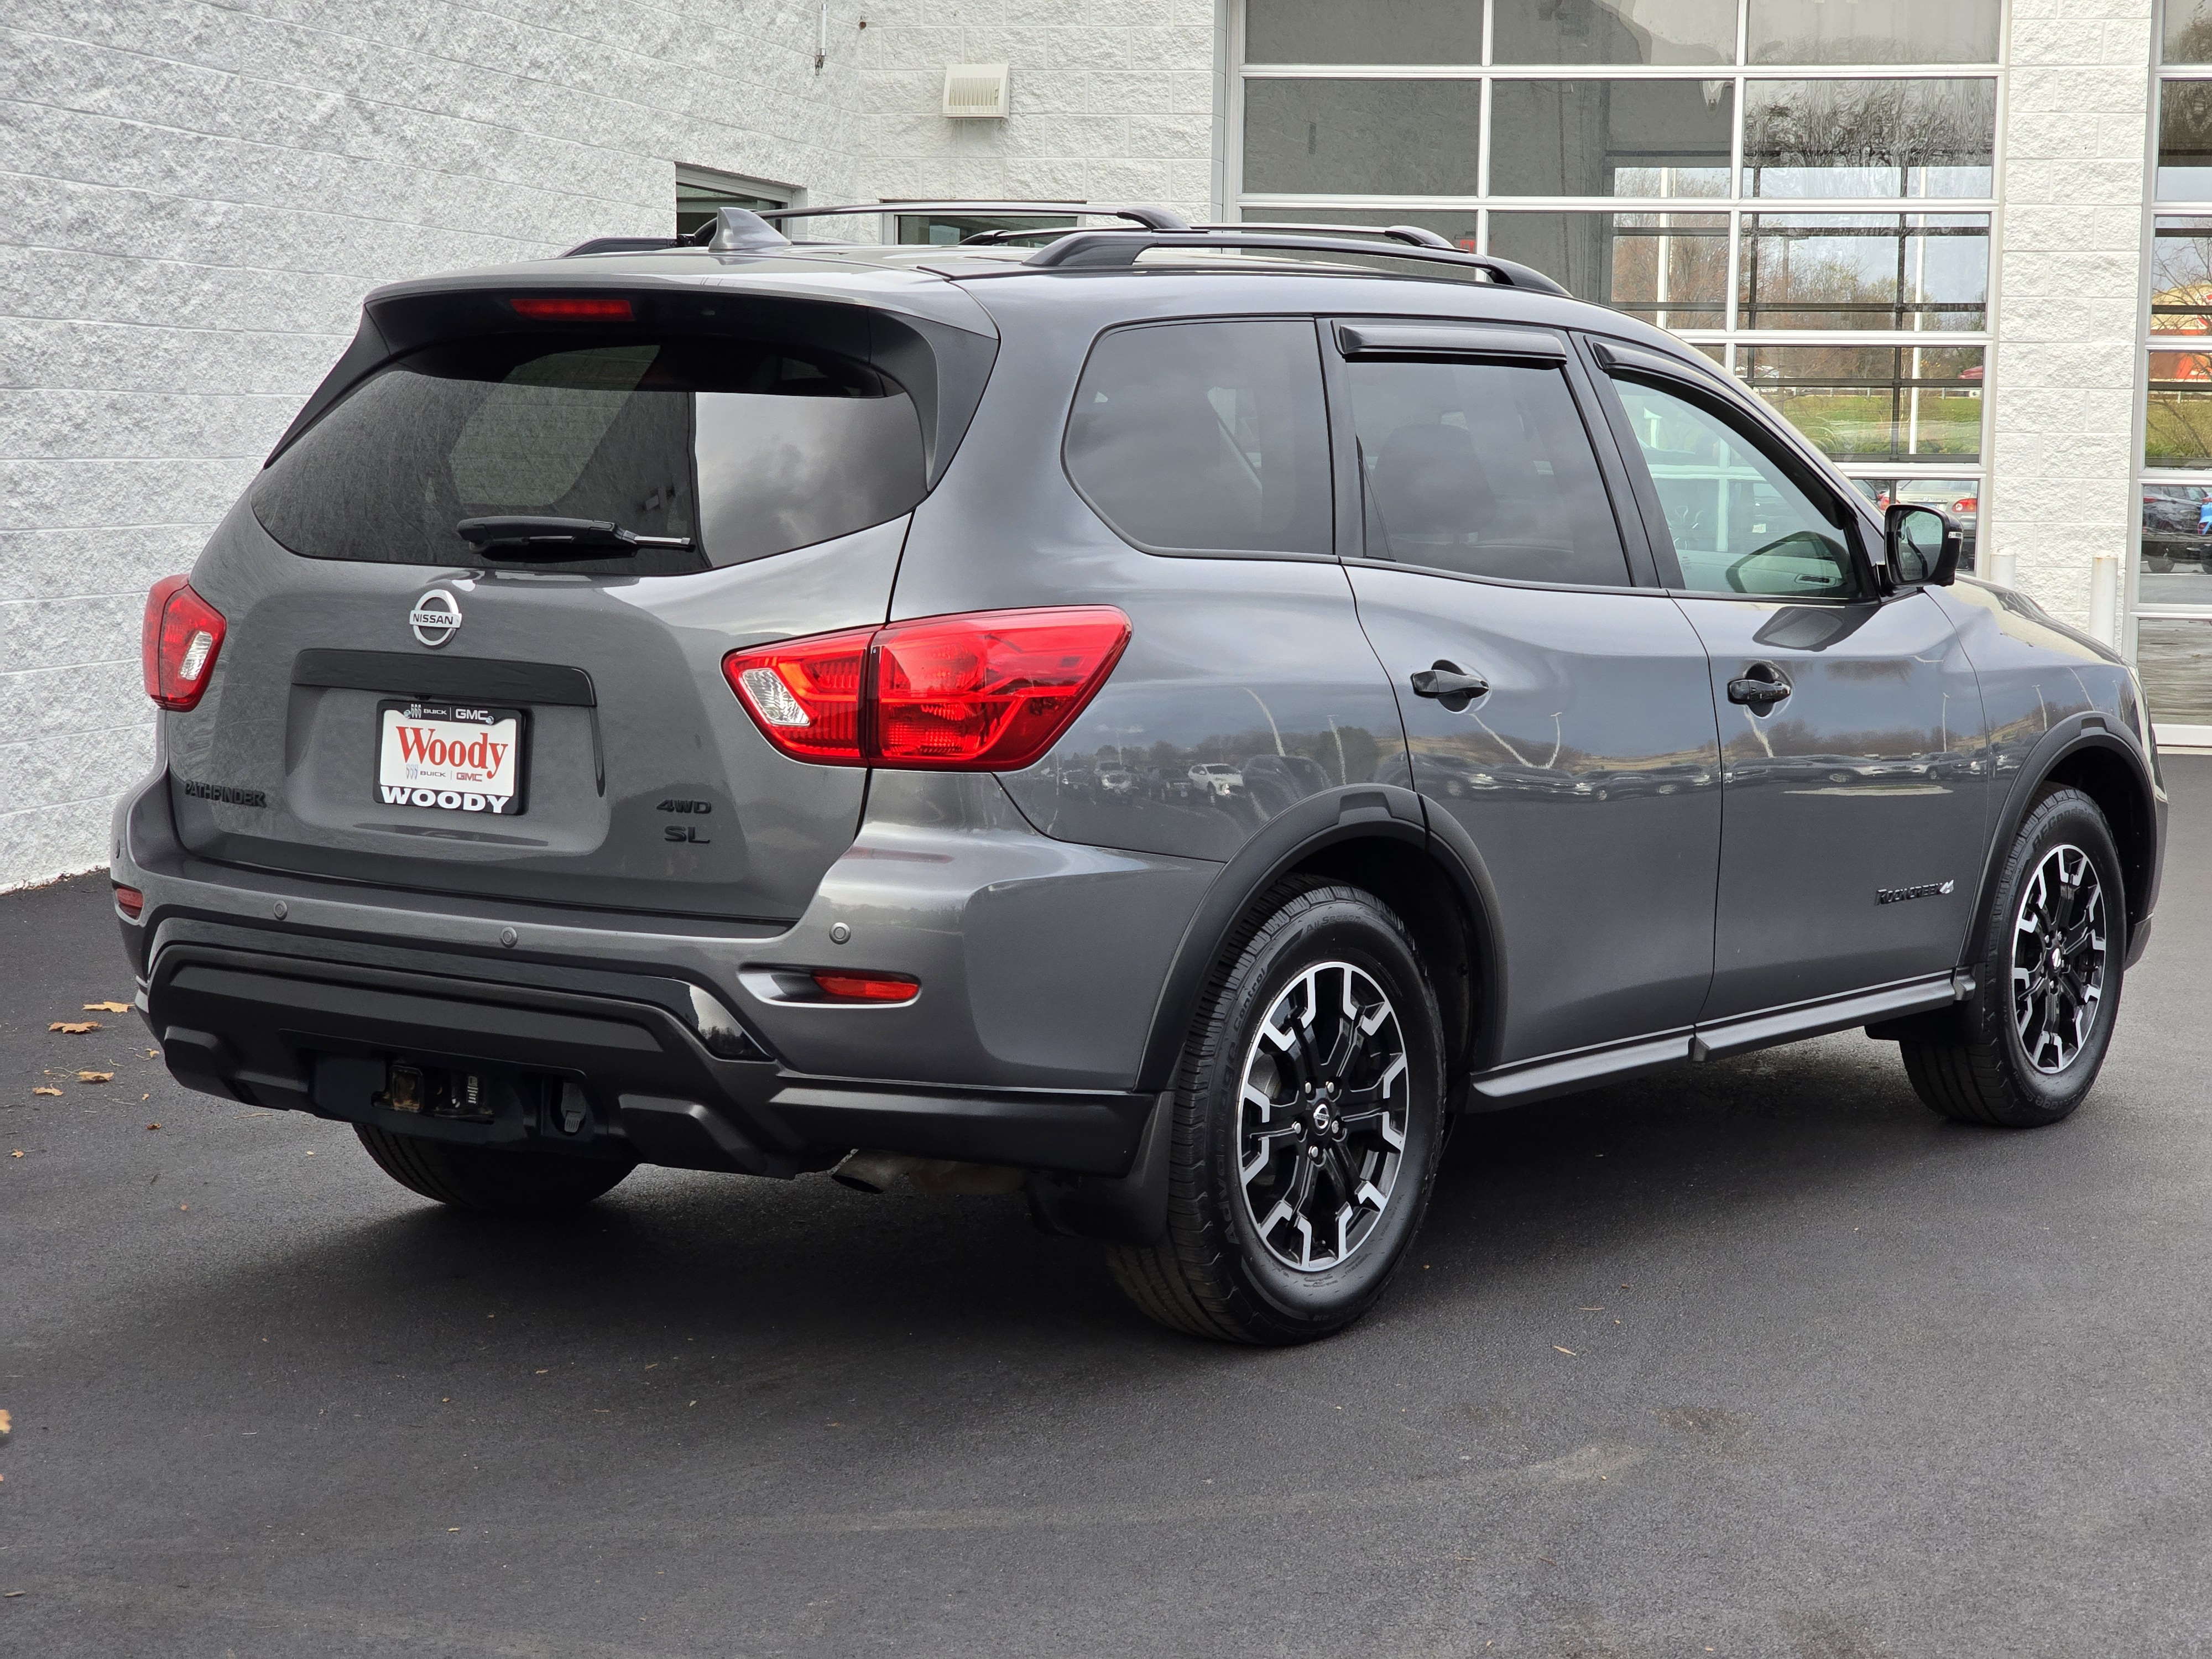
145;941;1151;1178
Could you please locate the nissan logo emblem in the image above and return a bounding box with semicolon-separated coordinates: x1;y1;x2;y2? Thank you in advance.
409;588;462;648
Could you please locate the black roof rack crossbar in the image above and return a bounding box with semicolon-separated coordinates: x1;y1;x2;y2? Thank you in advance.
1020;230;1571;295
753;200;1191;232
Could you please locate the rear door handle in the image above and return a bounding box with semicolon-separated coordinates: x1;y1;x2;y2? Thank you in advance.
1409;662;1490;705
1726;670;1792;707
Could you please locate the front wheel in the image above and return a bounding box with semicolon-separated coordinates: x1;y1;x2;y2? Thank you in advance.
356;1125;635;1214
1106;879;1447;1345
1899;786;2126;1128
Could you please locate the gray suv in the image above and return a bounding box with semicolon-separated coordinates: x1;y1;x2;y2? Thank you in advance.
115;204;2167;1345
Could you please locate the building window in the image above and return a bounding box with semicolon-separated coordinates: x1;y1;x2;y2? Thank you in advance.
2139;20;2212;746
675;165;794;240
893;212;1077;247
1232;0;1994;578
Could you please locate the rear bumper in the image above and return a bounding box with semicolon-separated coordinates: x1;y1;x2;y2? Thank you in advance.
145;929;1157;1177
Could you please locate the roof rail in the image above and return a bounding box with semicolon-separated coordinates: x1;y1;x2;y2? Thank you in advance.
1020;229;1572;295
755;199;1191;233
1186;221;1459;250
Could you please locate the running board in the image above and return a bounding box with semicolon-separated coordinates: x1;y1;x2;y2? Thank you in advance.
1467;972;1971;1107
1688;973;1967;1062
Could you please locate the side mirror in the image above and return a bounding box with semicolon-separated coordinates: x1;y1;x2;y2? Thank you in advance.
1885;503;1964;588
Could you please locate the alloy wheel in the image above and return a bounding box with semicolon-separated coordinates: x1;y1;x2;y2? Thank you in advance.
2011;843;2107;1075
1236;962;1410;1272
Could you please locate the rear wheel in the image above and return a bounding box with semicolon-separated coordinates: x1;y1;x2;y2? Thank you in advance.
1107;879;1447;1345
1899;786;2126;1128
356;1125;634;1214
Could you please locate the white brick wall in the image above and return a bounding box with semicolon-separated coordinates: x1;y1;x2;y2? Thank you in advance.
0;0;1217;889
1981;0;2158;629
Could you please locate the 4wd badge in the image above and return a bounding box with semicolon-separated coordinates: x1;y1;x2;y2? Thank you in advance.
409;588;462;648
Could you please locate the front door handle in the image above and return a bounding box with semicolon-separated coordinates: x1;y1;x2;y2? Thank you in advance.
1410;662;1490;708
1726;668;1793;708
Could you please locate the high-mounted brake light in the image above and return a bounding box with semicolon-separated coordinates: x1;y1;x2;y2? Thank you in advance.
724;607;1130;771
509;296;634;321
143;575;226;711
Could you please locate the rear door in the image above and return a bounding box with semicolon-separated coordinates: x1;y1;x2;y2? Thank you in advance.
167;291;993;922
1585;343;1990;1019
1324;319;1723;1066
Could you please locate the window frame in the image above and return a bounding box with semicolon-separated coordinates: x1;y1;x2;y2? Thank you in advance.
1317;313;1662;592
1058;314;1340;562
1579;333;1882;602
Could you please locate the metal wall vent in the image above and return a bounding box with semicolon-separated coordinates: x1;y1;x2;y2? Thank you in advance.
943;64;1010;119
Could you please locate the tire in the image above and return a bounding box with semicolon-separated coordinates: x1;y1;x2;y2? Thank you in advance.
1106;878;1448;1345
1899;786;2127;1128
355;1124;635;1214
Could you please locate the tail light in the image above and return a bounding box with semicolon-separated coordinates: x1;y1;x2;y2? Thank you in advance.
723;626;874;762
113;884;145;920
724;607;1130;771
143;576;226;711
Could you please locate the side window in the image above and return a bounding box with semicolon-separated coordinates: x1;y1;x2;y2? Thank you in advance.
1344;358;1630;586
1063;319;1332;556
1605;376;1861;599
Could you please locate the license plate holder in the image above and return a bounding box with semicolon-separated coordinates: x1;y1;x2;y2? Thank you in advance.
375;700;528;817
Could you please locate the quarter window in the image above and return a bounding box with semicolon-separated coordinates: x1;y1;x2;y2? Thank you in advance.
1064;320;1333;556
1606;375;1860;598
1345;357;1630;586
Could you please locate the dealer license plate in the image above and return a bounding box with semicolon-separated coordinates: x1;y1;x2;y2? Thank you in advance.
375;701;528;816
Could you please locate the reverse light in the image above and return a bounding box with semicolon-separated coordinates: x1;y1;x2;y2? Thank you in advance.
143;575;227;711
113;884;144;920
810;970;920;1004
724;607;1130;771
509;296;633;321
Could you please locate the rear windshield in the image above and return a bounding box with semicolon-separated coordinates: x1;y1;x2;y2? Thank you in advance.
252;335;928;575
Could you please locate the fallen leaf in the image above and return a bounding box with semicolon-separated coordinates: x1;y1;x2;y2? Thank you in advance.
1;1589;19;1596
1553;1346;1577;1356
447;1527;461;1533
84;1001;131;1013
643;1363;658;1370
8;1150;21;1158
32;1088;60;1098
0;1407;11;1434
49;1021;99;1034
535;1369;549;1375
179;1203;189;1211
147;1123;161;1131
147;1050;160;1058
78;1071;113;1084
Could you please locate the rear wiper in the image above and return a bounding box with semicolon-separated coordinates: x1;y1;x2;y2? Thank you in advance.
456;516;695;559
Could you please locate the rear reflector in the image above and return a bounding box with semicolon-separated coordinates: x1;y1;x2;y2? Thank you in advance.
113;884;144;920
810;971;920;1004
724;607;1130;771
143;575;226;711
509;296;634;321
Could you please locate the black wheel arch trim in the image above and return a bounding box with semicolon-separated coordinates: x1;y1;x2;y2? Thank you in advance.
1965;718;2161;970
1133;783;1507;1093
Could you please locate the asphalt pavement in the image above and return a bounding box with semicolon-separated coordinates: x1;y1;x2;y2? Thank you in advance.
5;759;2210;1658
